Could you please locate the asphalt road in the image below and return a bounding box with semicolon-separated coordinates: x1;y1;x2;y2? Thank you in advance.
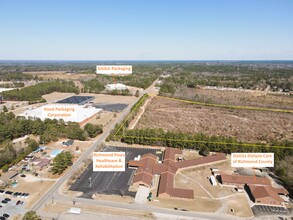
49;195;245;220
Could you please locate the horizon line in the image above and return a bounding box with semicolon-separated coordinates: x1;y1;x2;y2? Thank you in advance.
0;59;293;62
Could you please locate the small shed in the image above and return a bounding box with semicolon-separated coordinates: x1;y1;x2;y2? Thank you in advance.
209;175;217;186
62;140;74;147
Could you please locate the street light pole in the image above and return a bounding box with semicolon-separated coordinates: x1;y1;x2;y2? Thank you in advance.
89;177;92;188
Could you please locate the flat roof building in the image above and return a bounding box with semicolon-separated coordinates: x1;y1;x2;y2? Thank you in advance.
220;174;271;187
20;104;102;126
56;96;94;105
105;83;127;91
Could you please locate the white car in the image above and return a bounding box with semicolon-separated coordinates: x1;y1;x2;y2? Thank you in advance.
24;193;30;199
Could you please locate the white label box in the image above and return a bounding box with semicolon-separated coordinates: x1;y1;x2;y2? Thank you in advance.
93;152;125;171
231;153;274;167
41;105;77;121
96;65;132;75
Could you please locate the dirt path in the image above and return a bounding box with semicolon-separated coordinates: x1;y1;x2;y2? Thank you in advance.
74;80;84;93
129;97;151;129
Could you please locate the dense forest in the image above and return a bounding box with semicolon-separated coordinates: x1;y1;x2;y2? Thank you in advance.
1;81;79;103
159;63;293;96
0;112;87;144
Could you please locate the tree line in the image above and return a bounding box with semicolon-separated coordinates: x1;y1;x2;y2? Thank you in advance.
122;128;293;163
107;94;149;141
0;112;86;144
1;81;79;103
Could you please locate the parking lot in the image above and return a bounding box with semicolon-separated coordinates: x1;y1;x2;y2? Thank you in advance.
93;103;128;112
252;204;289;217
70;146;162;199
0;194;26;219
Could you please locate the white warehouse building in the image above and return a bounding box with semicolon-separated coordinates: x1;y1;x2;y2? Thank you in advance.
20;104;102;126
105;83;127;91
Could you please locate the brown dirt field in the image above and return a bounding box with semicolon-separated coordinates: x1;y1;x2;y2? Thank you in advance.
150;197;221;213
217;195;254;218
176;87;293;110
82;93;137;104
181;149;201;160
93;193;134;203
176;160;235;198
89;112;116;127
135;96;293;143
42;92;75;102
25;71;96;81
43;201;154;219
6;177;55;209
43;92;137;104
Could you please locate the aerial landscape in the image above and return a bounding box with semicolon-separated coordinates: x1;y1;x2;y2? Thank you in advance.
0;1;293;220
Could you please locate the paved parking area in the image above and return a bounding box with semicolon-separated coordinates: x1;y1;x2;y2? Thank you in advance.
93;103;128;112
0;195;26;218
252;204;289;217
70;146;162;199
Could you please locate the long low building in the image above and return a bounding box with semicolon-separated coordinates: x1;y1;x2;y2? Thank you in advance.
219;173;289;206
20;104;102;126
129;148;227;199
105;83;127;91
220;174;271;186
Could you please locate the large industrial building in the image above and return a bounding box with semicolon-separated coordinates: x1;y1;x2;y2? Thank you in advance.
20;95;101;126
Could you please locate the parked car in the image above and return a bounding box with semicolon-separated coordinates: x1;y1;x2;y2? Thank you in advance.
4;191;13;195
0;190;5;194
21;193;26;199
3;213;9;218
12;192;18;198
0;217;5;220
4;198;11;202
24;193;30;199
19;201;24;206
1;200;8;204
16;200;21;205
20;174;26;177
0;205;2;208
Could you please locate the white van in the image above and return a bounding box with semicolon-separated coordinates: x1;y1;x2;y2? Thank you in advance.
68;207;81;215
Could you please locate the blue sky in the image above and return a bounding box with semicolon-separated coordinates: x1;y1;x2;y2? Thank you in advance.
0;0;292;60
